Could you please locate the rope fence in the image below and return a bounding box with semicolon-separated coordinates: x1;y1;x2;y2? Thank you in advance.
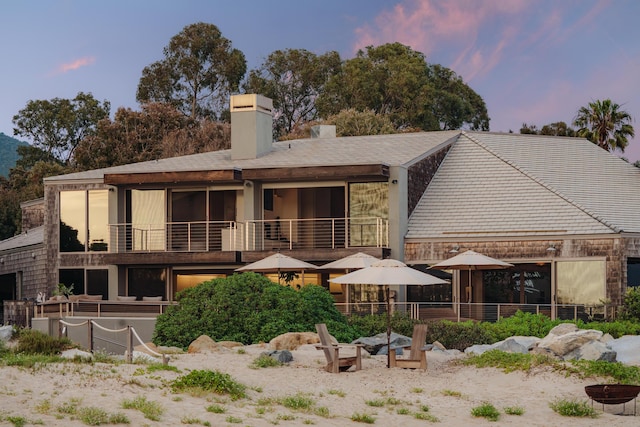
58;319;168;365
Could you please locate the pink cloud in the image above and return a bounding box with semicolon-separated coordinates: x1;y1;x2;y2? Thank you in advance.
53;56;96;74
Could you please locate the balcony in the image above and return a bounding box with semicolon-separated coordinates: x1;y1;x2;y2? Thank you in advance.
108;217;388;253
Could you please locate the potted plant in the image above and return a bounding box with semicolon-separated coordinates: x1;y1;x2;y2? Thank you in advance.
53;283;74;300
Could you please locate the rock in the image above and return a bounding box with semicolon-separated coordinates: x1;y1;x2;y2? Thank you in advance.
495;336;541;354
218;341;244;349
60;348;93;360
157;345;185;354
261;350;293;363
536;329;603;357
608;335;640;366
188;335;225;353
0;325;13;342
600;333;614;343
353;332;411;355
432;341;446;351
465;344;493;355
547;323;579;336
564;340;616;362
123;350;159;363
269;332;320;350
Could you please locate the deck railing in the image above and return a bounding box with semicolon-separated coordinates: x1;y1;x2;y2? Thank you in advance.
108;217;388;253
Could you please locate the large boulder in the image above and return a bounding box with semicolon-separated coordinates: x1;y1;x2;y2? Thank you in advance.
188;335;227;353
608;335;640;366
465;336;540;355
261;350;293;363
270;332;320;350
533;328;603;358
564;340;616;362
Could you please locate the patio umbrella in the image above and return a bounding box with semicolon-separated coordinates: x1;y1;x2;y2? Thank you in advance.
319;252;380;270
330;259;448;367
236;253;317;284
430;250;513;320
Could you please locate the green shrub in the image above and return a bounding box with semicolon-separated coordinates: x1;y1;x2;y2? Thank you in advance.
153;273;358;347
121;396;164;421
347;312;418;338
426;319;495;351
14;329;74;355
171;370;246;400
471;402;500;421
578;320;640;338
250;354;282;368
549;399;597;417
484;311;560;340
619;287;640;322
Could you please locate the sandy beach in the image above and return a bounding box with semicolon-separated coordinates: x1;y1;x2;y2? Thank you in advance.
0;344;638;426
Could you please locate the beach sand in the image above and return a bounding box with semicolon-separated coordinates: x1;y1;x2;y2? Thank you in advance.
0;344;638;426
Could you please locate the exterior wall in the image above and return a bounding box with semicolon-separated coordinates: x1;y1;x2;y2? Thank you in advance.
407;145;451;216
21;198;45;231
405;236;626;305
0;245;47;299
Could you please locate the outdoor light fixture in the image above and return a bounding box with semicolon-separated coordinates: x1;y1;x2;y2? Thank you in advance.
31;252;36;259
0;257;3;264
391;179;398;184
449;245;460;253
244;181;252;187
546;243;556;252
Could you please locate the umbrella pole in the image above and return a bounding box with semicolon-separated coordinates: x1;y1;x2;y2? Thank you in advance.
386;285;391;369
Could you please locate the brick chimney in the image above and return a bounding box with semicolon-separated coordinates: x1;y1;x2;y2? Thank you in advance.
230;94;273;160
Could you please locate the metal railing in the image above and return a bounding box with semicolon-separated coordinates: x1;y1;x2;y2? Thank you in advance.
107;217;388;253
335;302;620;323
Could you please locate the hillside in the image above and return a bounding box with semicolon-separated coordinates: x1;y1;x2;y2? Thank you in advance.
0;132;28;178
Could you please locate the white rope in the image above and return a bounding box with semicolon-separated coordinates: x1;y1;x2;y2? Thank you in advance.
130;327;165;359
59;319;88;327
90;320;129;333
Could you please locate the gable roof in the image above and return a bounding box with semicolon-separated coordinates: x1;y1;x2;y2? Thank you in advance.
45;131;460;183
407;131;640;238
0;226;44;252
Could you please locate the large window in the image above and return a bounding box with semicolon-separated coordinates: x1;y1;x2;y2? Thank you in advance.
127;268;166;300
556;260;606;305
127;190;165;251
483;264;551;305
60;190;109;252
348;182;388;246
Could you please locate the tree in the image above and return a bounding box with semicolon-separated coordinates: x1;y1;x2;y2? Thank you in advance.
136;22;246;120
520;121;576;137
317;43;489;132
12;92;110;164
573;99;635;152
74;103;230;170
326;109;395;136
244;49;341;139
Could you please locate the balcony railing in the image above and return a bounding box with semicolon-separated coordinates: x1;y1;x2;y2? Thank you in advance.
108;217;388;253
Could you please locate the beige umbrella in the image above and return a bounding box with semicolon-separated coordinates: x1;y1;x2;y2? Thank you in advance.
330;259;448;367
319;252;380;270
236;253;317;284
430;250;513;320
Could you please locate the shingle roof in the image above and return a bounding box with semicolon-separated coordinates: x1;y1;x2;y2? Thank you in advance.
45;131;460;182
0;226;44;252
407;132;640;238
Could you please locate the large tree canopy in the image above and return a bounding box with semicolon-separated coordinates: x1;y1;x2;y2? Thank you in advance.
573;99;635;153
244;49;341;139
136;22;246;120
316;43;489;132
74;103;229;171
12;92;110;164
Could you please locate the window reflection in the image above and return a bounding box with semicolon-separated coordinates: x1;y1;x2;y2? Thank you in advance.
60;191;86;252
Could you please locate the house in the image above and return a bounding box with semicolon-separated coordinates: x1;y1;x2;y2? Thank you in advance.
2;93;640;327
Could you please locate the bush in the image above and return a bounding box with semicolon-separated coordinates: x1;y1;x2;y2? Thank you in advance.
426;320;495;351
171;369;246;400
619;287;640;322
483;311;561;340
152;272;358;347
347;312;419;339
14;329;73;355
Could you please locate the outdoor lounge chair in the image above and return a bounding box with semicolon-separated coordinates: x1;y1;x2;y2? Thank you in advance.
315;323;363;373
389;323;428;371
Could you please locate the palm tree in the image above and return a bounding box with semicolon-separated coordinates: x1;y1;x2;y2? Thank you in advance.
573;99;635;152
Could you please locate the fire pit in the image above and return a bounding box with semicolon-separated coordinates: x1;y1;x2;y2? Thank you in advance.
585;384;640;415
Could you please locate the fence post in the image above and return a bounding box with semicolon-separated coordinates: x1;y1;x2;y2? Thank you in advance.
88;321;94;353
126;326;133;363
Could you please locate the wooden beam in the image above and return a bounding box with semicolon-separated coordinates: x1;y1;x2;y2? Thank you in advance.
242;164;389;181
104;169;242;185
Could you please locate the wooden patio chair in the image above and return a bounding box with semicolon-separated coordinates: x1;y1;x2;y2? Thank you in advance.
315;323;363;373
389;323;428;371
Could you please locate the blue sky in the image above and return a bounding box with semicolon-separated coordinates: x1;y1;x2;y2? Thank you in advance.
2;0;639;161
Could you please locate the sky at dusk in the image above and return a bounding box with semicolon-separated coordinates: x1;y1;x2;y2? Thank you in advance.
1;0;639;161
